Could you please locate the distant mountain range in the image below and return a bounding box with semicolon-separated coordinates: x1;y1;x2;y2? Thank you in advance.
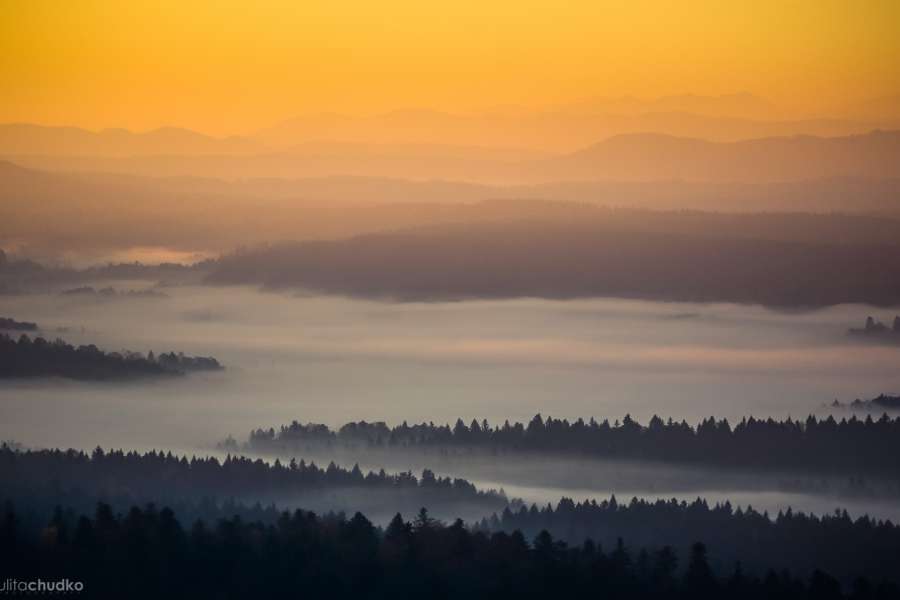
0;124;262;157
2;129;899;184
252;108;888;151
2;113;895;156
4;92;898;160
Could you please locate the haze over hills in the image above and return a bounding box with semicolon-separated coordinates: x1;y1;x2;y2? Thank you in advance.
4;160;900;262
253;106;892;151
4;129;899;184
548;92;782;118
4;92;898;185
544;130;900;183
5;3;900;596
1;140;548;183
3;92;899;158
0;123;262;157
841;94;900;122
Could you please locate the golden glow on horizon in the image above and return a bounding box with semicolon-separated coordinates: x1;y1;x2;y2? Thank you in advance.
1;0;899;135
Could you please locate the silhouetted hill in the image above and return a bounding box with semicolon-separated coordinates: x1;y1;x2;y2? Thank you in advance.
206;220;900;307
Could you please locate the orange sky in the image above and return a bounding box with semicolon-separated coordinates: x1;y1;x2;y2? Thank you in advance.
1;0;899;135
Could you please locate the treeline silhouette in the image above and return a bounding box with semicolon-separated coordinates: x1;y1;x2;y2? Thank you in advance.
0;316;37;331
849;315;900;344
59;285;168;299
3;501;895;600
0;445;506;520
832;395;900;412
478;495;900;585
0;333;221;380
238;412;900;478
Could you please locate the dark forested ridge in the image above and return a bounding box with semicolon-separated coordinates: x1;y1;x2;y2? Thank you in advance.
7;209;900;306
0;445;507;521
2;501;897;600
480;495;900;585
206;221;900;307
0;333;222;380
236;412;900;478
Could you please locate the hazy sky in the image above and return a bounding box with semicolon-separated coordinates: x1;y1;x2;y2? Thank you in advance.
2;0;899;135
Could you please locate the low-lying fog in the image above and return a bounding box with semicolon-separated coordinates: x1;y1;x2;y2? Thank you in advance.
2;284;899;519
233;446;900;523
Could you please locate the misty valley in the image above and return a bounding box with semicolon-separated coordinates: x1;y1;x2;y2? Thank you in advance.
3;20;900;592
2;257;900;596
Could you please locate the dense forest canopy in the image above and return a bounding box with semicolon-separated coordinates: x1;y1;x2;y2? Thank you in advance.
0;445;506;521
3;444;899;588
480;495;900;585
234;412;900;478
3;500;897;600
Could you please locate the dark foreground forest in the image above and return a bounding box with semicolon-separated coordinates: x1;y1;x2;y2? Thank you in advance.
235;412;900;478
481;496;900;585
0;333;222;380
2;445;900;589
2;501;897;600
